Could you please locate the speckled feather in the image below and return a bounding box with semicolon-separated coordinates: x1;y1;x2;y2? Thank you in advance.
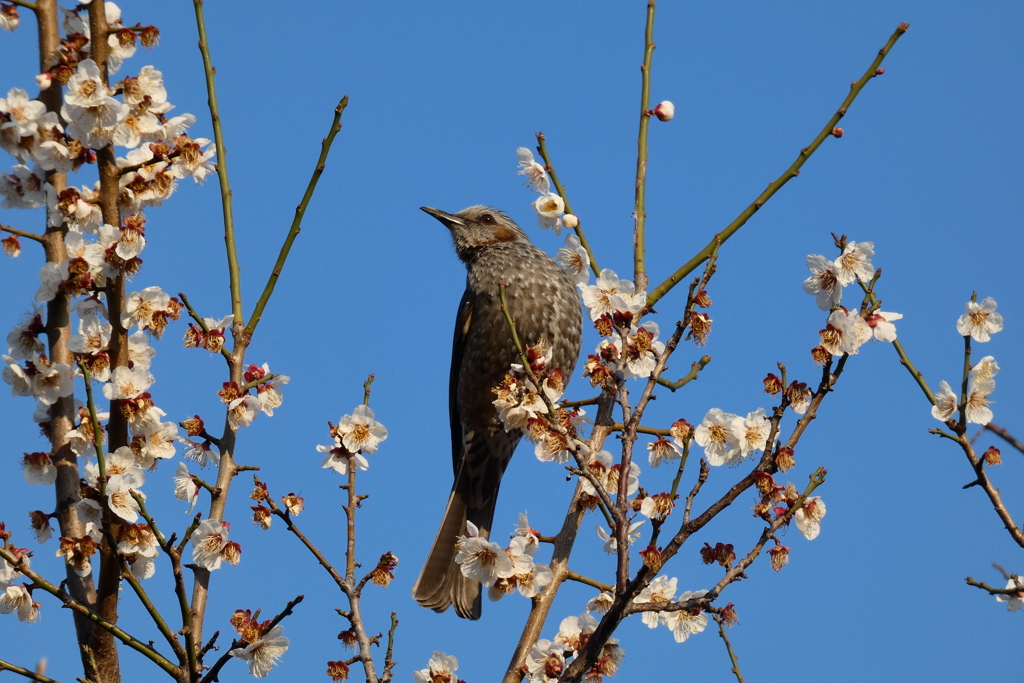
413;206;582;619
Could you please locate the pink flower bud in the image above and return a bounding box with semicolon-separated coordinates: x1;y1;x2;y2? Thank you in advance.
653;100;675;122
831;127;844;138
562;213;579;230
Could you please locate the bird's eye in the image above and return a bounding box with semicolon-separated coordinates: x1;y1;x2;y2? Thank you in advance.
481;214;494;224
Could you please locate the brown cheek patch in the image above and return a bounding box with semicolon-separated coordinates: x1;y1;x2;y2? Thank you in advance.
476;226;517;245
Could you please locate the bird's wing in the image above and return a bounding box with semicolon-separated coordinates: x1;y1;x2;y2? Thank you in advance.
449;287;473;474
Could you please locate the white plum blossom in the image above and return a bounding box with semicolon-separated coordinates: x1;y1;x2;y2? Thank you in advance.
413;652;460;683
190;519;234;571
334;405;388;454
136;420;178;467
525;639;566;683
694;408;743;466
596;521;644;554
794;496;826;540
820;308;872;356
931;380;958;422
735;408;770;458
965;379;994;425
30;357;75;405
996;578;1024;612
0;585;39;623
226;395;260;429
229;624;289;678
971;356;1000;384
557;233;590;287
170;135;216;182
2;355;33;397
634;575;678;628
580;269;646;322
516;147;551;195
318;441;368;475
865;310;902;342
834;241;875;285
956;297;1003;342
554;612;599;652
580;450;640;499
803;254;842;310
646;437;682;468
22;452;57;485
455;522;514;587
173;462;199;513
0;164;45;209
102;365;154;401
661;589;709;642
532;193;565;234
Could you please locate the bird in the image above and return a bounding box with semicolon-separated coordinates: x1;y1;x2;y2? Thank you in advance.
412;205;583;619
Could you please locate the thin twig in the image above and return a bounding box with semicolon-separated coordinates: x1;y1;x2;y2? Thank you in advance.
0;225;45;242
632;0;657;293
534;132;599;277
647;23;910;308
713;614;745;683
245;96;349;338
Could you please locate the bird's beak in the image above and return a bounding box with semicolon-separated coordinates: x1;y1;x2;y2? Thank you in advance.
420;206;465;230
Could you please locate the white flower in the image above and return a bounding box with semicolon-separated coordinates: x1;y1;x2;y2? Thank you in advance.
634;575;678;628
865;310;902;342
0;164;46;209
0;585;39;622
525;639;566;683
996;578;1024;612
580;269;645;322
68;314;112;356
455;529;513;587
173;462;199;513
734;408;770;458
957;297;1003;342
533;193;565;234
414;651;460;683
227;395;260;429
334;405;388;454
106;472;143;522
931;380;958;422
834;241;875;285
102;366;154;401
661;590;709;642
22;452;57;485
586;591;614;615
557;234;590;287
595;521;644;554
170;135;216;182
136;420;178;467
0;4;20;32
190;519;231;571
554;612;598;651
516;147;551;194
646;437;682;468
30;357;75;405
318;440;369;475
819;308;872;356
694;408;743;466
965;379;994;425
971;356;1000;384
229;624;289;678
794;496;826;540
802;254;842;311
580;450;639;499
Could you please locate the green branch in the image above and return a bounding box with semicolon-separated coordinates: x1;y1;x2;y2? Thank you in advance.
633;0;657;293
534;132;600;277
193;0;242;326
245;96;349;338
647;23;910;308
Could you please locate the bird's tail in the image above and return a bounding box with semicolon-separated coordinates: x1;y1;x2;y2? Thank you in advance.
412;487;497;620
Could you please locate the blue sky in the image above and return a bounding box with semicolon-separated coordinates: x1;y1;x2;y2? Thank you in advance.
1;1;1022;681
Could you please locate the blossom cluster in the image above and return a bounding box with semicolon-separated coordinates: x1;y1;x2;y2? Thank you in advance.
693;407;770;467
228;608;290;678
802;240;903;356
454;515;553;601
492;342;588;465
930;297;1003;425
318;404;389;475
217;362;290;430
0;531;39;623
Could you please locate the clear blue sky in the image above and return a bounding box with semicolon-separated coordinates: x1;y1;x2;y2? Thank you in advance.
2;1;1022;681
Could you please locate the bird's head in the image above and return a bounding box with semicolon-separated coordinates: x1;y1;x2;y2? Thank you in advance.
421;205;529;263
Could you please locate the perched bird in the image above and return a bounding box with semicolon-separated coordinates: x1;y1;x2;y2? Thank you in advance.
413;205;582;619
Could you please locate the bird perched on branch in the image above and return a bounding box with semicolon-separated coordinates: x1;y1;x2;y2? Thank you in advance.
413;205;582;619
